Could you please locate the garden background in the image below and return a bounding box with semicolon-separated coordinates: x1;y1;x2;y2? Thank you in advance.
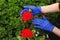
0;0;60;40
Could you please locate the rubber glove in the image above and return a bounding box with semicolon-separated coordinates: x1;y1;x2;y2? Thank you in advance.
20;6;42;16
20;9;29;17
32;16;54;32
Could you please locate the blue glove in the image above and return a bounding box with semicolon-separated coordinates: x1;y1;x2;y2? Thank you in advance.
32;16;54;32
20;9;29;17
20;6;42;16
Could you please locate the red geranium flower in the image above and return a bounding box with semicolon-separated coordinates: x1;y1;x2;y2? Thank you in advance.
22;11;33;22
21;28;34;38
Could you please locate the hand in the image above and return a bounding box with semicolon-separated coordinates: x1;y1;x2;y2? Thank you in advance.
20;6;42;16
32;16;54;32
20;9;29;17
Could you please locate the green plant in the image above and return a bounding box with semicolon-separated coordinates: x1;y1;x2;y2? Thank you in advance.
0;0;60;40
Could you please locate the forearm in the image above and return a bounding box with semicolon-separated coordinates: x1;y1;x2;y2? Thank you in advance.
52;27;60;37
41;2;60;13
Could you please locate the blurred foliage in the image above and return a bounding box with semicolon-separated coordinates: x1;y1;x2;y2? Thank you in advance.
0;0;60;40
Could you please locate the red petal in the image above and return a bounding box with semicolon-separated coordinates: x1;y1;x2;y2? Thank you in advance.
21;28;34;38
22;11;33;22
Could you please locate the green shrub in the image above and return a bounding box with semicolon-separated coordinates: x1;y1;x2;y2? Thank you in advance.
0;0;60;40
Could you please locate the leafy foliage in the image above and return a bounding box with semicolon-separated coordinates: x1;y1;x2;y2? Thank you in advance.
0;0;60;40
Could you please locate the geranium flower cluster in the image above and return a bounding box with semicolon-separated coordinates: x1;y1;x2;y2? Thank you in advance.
21;28;34;38
21;10;34;38
22;11;33;22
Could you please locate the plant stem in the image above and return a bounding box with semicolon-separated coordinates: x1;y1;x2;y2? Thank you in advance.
28;38;31;40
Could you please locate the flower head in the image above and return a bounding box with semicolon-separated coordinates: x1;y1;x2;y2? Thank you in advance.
22;11;33;22
21;28;34;38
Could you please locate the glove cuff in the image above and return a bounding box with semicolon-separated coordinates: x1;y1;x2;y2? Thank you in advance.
32;6;42;16
48;24;55;32
37;6;42;14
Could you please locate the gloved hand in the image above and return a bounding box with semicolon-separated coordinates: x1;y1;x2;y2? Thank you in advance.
20;9;29;16
32;16;54;32
20;6;42;16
